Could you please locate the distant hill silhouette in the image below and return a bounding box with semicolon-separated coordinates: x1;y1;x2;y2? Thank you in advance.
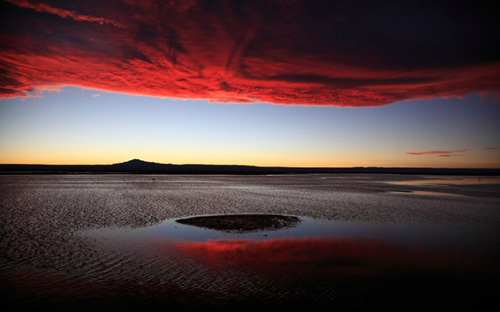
0;159;499;175
110;159;167;170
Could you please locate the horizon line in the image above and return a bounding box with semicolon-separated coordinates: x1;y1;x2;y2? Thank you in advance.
1;158;499;170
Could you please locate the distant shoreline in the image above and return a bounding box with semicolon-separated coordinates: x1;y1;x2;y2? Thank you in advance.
1;159;499;175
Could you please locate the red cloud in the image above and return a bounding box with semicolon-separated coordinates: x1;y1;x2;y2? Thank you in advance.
406;149;468;156
5;0;123;27
438;154;464;157
1;0;499;105
484;147;498;150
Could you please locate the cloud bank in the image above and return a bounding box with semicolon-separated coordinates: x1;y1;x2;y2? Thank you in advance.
1;0;499;105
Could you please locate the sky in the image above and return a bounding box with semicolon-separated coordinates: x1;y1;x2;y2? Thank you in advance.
1;0;499;167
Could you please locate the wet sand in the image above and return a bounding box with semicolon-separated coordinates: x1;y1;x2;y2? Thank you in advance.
1;174;499;311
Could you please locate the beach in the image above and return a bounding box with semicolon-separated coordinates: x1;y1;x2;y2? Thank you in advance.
1;174;499;311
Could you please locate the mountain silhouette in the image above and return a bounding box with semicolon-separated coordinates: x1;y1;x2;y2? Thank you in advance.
111;159;166;170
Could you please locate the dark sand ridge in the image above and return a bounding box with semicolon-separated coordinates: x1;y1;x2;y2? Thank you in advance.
176;214;301;233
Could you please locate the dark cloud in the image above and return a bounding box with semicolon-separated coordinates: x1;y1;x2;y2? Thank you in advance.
1;0;499;105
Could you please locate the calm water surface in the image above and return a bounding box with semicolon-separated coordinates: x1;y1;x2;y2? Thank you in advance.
1;174;499;311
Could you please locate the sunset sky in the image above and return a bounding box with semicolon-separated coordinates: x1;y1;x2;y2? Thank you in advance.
1;0;499;167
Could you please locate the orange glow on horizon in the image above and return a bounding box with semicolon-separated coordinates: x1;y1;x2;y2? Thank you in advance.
1;151;499;168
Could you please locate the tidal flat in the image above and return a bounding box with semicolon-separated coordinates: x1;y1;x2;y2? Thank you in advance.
1;174;499;311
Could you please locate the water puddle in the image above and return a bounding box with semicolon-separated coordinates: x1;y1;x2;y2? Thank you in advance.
77;214;499;309
83;214;496;257
387;176;500;185
388;190;464;196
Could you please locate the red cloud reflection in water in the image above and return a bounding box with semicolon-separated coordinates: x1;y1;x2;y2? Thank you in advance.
157;237;479;276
